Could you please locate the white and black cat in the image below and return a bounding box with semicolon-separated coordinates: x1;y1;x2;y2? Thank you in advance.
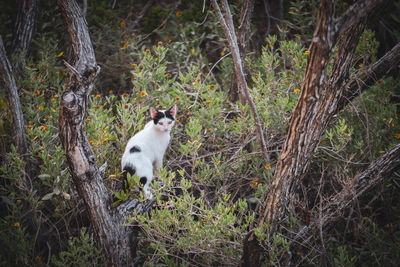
121;104;177;198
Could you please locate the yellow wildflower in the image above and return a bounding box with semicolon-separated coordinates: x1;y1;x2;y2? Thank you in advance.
304;50;310;55
34;90;41;95
40;125;47;131
13;222;20;227
38;105;44;111
191;49;195;55
206;99;211;104
131;63;137;69
95;94;101;98
54;94;59;98
145;48;151;53
294;88;301;93
140;91;147;97
165;73;172;78
123;43;129;48
120;21;126;28
51;98;56;102
167;38;172;43
89;140;94;145
395;133;400;139
56;51;64;57
158;41;163;46
176;11;182;17
220;47;226;57
251;181;258;188
28;125;33;130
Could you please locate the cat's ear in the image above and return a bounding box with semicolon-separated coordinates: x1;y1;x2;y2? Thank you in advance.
150;107;158;118
169;104;177;117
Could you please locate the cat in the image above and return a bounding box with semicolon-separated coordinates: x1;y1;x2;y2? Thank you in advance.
121;104;177;198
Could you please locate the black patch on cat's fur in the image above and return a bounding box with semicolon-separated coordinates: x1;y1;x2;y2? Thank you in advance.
122;165;136;191
129;145;141;153
123;165;136;177
139;177;147;186
165;109;175;121
153;111;165;124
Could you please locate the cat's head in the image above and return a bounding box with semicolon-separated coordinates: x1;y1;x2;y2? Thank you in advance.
150;104;177;132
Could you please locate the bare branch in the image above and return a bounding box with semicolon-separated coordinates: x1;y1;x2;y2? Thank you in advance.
339;42;400;110
294;143;400;247
334;0;386;38
211;0;269;162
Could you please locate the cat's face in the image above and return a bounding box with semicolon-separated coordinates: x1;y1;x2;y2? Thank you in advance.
150;104;177;133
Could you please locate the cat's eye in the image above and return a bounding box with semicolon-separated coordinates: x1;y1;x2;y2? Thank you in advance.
159;122;164;125
168;121;172;125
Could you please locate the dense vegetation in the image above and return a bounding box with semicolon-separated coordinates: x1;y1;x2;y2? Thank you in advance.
1;0;400;266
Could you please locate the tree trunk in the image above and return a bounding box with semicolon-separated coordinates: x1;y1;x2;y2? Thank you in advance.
56;0;137;265
11;0;39;75
0;35;30;191
241;0;399;265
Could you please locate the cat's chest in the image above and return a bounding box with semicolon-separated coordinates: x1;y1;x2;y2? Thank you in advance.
141;130;170;152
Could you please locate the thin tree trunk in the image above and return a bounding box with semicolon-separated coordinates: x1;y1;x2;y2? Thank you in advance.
0;35;30;191
229;0;255;103
212;0;269;162
11;0;39;75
